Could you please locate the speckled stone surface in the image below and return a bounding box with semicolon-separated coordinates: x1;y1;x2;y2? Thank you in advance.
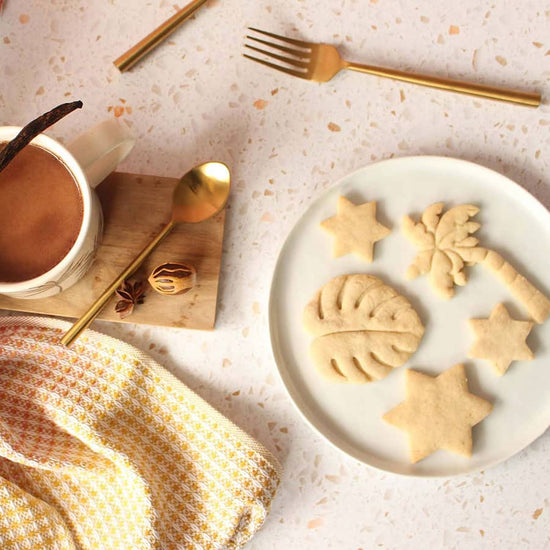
2;1;550;548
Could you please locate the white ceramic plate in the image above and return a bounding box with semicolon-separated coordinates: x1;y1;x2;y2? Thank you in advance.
269;156;550;477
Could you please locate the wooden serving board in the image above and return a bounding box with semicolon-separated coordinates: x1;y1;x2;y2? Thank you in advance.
0;172;226;330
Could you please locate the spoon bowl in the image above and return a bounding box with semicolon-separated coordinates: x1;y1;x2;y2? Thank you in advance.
172;161;231;224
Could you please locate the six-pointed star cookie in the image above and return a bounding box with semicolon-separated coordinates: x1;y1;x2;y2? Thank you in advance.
468;303;534;375
320;196;391;262
383;364;492;463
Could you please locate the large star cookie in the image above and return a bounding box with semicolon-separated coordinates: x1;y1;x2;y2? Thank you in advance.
468;303;534;375
321;196;390;262
383;364;492;463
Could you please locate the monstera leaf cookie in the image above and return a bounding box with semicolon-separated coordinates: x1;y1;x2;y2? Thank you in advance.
303;274;424;383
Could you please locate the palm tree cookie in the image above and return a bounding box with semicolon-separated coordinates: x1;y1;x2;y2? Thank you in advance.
303;274;424;383
403;202;550;323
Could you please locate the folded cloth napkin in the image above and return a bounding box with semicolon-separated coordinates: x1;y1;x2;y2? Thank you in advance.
0;316;281;550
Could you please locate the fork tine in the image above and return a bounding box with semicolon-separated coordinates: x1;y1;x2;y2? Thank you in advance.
242;54;308;80
244;44;309;70
245;35;309;59
248;27;313;50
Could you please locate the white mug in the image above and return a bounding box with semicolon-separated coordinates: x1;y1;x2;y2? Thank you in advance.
0;119;135;299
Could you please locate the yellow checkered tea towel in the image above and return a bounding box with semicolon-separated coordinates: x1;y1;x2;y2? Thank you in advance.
0;316;281;549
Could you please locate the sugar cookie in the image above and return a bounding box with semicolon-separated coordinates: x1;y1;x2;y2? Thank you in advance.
303;274;424;383
468;303;534;375
321;196;390;262
383;364;492;463
403;202;550;323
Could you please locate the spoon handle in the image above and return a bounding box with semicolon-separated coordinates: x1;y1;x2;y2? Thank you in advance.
61;220;175;347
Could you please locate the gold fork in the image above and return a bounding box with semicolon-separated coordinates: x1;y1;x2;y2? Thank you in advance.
244;28;540;108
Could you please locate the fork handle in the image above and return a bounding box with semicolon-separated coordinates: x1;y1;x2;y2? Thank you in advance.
345;62;540;107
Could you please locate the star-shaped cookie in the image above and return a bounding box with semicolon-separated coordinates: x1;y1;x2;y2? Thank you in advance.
383;364;492;463
468;303;534;375
320;196;391;262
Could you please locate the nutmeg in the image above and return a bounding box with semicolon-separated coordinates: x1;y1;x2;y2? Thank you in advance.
148;262;196;296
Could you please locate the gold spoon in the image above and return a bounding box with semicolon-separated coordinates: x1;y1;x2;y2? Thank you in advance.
61;161;231;346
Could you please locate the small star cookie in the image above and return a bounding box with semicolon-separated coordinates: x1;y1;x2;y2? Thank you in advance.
468;303;534;375
321;196;390;262
383;364;492;463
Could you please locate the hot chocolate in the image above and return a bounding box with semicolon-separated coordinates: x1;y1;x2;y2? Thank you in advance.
0;143;83;282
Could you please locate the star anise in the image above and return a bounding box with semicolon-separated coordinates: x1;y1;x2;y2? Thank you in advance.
115;280;146;319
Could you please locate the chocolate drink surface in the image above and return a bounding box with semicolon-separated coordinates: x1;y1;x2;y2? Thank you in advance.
0;144;83;282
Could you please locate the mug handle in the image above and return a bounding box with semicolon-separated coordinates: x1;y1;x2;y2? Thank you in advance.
66;119;136;189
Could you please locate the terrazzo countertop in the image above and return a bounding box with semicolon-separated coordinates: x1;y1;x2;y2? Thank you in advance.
2;1;550;548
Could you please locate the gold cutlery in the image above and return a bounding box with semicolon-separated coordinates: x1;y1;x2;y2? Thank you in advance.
61;161;231;346
114;0;210;72
244;28;540;107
